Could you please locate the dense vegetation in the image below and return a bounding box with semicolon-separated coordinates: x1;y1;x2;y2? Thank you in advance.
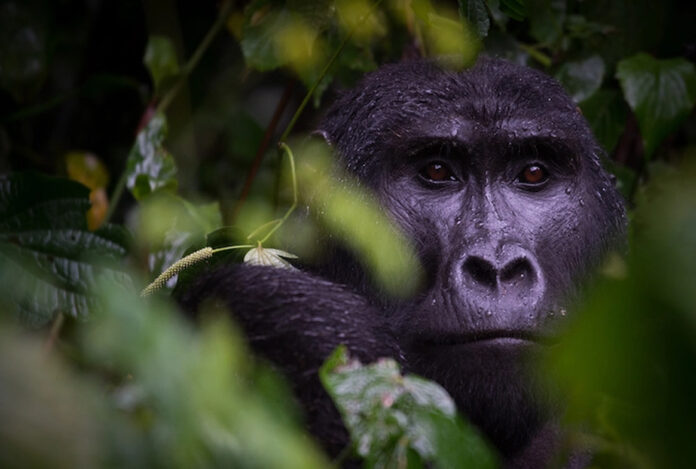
1;0;695;467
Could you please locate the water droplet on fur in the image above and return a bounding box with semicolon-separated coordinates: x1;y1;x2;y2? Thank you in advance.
485;310;493;317
431;298;437;305
560;308;567;316
579;198;585;207
565;186;572;194
455;216;462;225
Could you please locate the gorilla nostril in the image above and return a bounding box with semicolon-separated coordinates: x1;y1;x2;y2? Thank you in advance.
500;258;535;286
463;257;497;289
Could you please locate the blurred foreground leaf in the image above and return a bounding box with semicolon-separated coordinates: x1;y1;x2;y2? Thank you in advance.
0;173;129;326
0;327;104;469
126;112;178;200
82;276;329;468
296;141;422;297
321;346;498;469
459;0;490;39
545;162;696;467
134;193;222;290
616;54;696;158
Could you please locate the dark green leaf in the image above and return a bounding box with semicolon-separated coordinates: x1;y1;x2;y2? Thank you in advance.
125;112;178;200
616;54;696;158
579;89;627;153
241;0;287;71
83;276;328;468
320;346;498;469
143;35;180;95
544;164;696;467
500;0;526;21
527;0;565;45
0;3;47;102
0;173;129;326
555;55;605;103
459;0;490;38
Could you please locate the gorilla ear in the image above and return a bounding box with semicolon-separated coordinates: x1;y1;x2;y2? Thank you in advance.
310;129;333;146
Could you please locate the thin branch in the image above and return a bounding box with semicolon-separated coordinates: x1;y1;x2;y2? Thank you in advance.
157;0;235;114
43;313;65;354
259;142;297;244
231;80;295;222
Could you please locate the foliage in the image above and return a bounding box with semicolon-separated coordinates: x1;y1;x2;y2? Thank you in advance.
321;346;498;468
0;0;695;467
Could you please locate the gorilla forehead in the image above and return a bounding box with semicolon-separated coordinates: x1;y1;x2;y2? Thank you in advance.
321;58;594;175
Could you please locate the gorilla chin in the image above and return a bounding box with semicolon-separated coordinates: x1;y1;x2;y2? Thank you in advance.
406;332;554;458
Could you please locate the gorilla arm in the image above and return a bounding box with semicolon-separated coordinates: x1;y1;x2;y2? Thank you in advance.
177;264;401;455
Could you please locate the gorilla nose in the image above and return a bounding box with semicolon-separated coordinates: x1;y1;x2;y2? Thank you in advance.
461;254;540;299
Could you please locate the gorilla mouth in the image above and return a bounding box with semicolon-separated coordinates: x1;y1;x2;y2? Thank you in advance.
422;330;555;347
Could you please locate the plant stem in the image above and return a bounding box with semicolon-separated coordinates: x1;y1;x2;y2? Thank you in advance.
157;0;235;114
43;313;65;354
259;143;297;244
104;171;127;224
231;80;295;222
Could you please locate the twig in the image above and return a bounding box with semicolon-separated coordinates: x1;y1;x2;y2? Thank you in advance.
231;80;295;221
43;313;65;354
258;143;297;244
157;0;235;114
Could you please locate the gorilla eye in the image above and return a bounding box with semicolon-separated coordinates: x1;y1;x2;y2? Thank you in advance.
420;162;457;184
517;164;548;187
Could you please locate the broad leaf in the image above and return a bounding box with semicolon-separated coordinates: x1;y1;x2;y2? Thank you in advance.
143;35;180;95
321;347;498;469
616;54;696;158
500;0;526;21
459;0;490;38
0;173;129;326
125;112;178;200
579;89;627;153
556;55;605;103
527;0;565;45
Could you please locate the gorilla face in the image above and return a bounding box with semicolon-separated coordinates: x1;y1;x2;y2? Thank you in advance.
319;58;626;455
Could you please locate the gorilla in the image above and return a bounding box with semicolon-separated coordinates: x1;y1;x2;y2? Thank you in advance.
179;58;626;467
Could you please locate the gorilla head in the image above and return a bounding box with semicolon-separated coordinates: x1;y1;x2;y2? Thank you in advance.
180;58;626;466
316;58;626;456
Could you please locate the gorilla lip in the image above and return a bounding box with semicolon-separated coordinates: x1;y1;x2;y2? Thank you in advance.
422;330;554;346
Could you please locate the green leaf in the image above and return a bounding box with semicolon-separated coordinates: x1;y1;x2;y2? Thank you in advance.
125;112;178;200
527;0;565;45
579;89;627;153
0;173;129;326
555;55;605;103
459;0;490;38
296;141;423;297
320;347;498;469
241;0;289;71
143;35;180;95
544;165;696;467
83;276;328;468
500;0;526;21
134;193;222;290
0;3;47;102
616;54;696;158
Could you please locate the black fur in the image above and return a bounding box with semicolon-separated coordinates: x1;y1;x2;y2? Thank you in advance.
178;58;626;467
